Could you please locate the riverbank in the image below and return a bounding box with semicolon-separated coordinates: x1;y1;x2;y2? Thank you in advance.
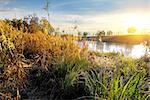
86;35;150;44
102;35;150;44
0;19;149;100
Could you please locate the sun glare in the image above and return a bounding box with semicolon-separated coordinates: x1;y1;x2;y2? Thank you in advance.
124;14;148;33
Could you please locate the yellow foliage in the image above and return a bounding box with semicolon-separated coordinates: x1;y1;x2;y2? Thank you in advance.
0;19;89;99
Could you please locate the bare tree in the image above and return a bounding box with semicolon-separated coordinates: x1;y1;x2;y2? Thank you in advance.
44;0;50;22
107;30;113;36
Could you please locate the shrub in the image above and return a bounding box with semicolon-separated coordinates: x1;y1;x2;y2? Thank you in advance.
0;19;90;99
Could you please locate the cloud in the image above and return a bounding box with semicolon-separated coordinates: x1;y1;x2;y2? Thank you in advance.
0;7;30;19
0;0;15;5
0;8;18;12
47;10;150;34
0;0;149;33
50;0;149;16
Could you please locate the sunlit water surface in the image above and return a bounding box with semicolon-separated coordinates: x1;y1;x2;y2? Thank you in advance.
78;41;150;58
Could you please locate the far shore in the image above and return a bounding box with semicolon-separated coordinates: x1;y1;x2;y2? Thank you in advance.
85;34;150;44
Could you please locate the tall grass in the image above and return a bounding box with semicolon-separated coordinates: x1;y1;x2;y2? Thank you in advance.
84;53;149;100
0;19;89;99
0;19;149;99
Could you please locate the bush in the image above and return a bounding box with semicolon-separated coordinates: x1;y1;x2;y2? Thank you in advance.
0;19;90;99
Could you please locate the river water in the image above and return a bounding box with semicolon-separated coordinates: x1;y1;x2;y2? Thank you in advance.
78;41;150;58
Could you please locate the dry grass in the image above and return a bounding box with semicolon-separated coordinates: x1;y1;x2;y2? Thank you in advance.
0;19;149;99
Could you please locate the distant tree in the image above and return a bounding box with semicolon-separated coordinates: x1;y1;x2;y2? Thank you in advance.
83;32;88;38
78;31;82;41
128;27;137;33
107;30;113;36
78;31;82;37
96;31;105;37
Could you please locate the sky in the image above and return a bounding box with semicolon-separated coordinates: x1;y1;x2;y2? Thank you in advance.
0;0;150;34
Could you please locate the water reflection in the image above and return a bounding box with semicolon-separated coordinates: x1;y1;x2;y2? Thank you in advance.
78;41;149;58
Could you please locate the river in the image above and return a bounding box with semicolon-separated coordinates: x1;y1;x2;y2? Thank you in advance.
78;41;150;58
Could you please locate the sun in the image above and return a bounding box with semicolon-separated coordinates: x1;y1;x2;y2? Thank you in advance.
124;14;148;33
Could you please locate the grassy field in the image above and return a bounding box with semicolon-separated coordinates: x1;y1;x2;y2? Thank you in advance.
0;19;149;99
87;35;150;44
102;35;150;44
